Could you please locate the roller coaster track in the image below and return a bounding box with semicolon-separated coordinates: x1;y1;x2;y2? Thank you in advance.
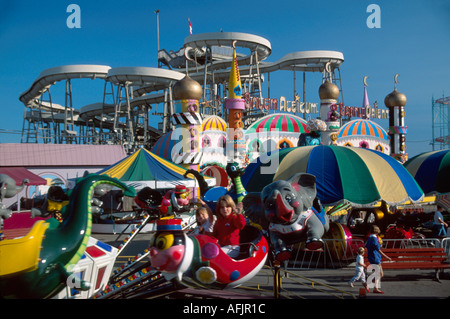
19;32;344;147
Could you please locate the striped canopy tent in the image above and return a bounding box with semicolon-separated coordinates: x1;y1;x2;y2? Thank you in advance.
202;115;227;132
245;113;309;154
404;149;450;195
337;119;389;141
246;113;309;134
150;131;179;161
241;145;424;207
97;148;215;189
336;119;390;154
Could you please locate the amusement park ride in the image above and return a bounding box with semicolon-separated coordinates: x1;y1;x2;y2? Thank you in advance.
1;31;447;299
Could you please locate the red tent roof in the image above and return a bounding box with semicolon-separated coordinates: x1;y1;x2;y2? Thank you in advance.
0;167;47;186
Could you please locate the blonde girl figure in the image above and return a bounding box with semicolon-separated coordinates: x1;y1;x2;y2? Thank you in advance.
211;195;246;258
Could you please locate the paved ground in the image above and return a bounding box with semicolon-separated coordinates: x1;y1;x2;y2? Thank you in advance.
93;232;450;299
235;267;450;299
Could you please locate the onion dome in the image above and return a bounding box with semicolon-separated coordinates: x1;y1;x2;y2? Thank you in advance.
172;75;203;100
246;113;309;134
202;115;227;132
318;79;340;100
337;119;389;141
384;89;407;108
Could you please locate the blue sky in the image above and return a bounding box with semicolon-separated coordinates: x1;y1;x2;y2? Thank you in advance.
0;0;448;158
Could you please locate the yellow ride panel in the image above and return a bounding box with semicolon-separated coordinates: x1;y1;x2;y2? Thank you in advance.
0;220;48;276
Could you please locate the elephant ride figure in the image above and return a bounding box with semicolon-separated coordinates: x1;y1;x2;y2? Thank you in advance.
0;174;29;219
243;173;329;262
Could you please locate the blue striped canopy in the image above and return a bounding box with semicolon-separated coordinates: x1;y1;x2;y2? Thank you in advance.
404;149;450;195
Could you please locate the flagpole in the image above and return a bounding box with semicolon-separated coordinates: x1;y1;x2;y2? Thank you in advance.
155;9;160;68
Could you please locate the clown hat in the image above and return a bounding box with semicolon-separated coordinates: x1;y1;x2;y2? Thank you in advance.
174;185;188;193
156;218;183;231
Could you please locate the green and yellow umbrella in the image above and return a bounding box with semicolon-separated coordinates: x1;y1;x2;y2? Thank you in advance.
242;145;424;207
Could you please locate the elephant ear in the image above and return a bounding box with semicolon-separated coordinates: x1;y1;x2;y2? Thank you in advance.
243;192;269;230
288;173;317;210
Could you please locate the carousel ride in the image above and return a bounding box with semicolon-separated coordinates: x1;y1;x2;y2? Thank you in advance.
0;143;433;299
5;30;447;299
0;173;136;298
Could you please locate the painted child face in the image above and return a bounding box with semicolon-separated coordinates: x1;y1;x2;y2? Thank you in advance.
149;232;185;273
197;210;209;225
218;200;233;218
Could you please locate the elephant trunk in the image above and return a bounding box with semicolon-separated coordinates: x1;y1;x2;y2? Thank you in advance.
16;178;30;193
184;169;210;198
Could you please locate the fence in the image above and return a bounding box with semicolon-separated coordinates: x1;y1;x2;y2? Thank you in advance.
239;265;357;299
288;237;448;269
442;238;450;262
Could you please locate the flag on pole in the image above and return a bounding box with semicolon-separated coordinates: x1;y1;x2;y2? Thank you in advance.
188;18;192;35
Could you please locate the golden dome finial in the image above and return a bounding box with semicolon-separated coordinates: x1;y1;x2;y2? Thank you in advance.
172;75;202;100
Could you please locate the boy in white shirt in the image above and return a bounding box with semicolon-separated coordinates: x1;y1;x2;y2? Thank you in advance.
348;247;369;291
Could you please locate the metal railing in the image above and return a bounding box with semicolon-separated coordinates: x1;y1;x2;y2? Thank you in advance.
273;267;356;299
380;238;441;249
288;237;448;270
441;238;450;262
238;265;357;299
288;239;365;269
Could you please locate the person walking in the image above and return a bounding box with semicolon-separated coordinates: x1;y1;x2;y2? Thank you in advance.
434;205;448;237
348;247;369;292
365;225;391;294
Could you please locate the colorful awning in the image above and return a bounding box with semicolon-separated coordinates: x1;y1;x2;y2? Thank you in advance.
150;131;177;161
242;145;424;206
338;119;389;141
97;148;214;189
246;113;309;134
202;115;227;132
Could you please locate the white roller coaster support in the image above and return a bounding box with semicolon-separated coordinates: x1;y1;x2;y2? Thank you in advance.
20;65;111;109
19;32;344;147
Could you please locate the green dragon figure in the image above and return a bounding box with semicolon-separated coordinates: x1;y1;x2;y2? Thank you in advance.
0;174;136;299
226;162;247;203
